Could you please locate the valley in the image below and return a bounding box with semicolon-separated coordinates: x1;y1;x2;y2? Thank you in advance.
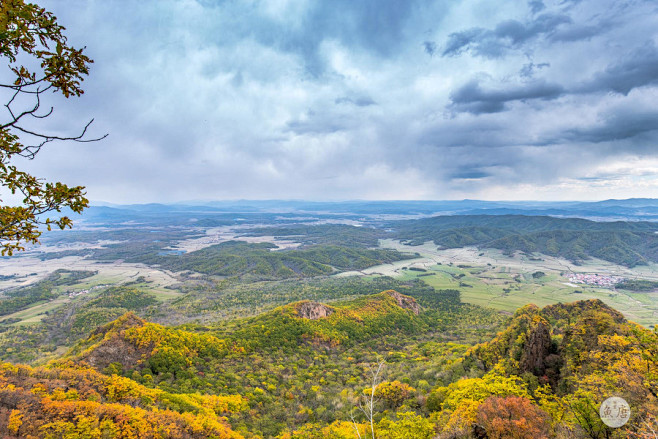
1;201;658;438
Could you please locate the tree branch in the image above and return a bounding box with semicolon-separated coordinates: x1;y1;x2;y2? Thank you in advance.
12;118;108;159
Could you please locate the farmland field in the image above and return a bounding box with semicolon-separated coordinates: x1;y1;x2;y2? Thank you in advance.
340;239;658;326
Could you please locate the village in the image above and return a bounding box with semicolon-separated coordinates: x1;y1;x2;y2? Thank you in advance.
67;284;110;299
567;273;625;287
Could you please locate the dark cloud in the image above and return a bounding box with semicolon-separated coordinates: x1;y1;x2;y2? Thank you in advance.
449;79;565;114
579;41;658;95
520;62;550;78
206;0;447;77
335;96;377;107
423;41;437;56
528;0;546;15
450;170;492;180
442;27;488;57
449;37;658;115
549;24;604;42
442;13;572;58
561;109;658;144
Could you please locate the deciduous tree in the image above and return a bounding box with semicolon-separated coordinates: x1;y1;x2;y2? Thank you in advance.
0;0;105;255
476;395;552;439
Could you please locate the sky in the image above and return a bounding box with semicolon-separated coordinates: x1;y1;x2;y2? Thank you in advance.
10;0;658;203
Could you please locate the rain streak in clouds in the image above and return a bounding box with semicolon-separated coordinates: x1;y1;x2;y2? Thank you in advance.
25;0;658;202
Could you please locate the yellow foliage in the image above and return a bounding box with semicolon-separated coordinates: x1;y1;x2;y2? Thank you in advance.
377;411;435;439
8;409;23;435
278;420;366;439
433;369;530;433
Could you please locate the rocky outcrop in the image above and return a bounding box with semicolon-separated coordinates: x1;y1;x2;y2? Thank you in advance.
520;318;553;376
76;312;150;371
79;334;148;371
384;290;421;315
296;301;335;320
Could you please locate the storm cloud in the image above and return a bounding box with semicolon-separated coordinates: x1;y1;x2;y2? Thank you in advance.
580;41;658;95
442;13;573;58
12;0;658;203
449;79;565;114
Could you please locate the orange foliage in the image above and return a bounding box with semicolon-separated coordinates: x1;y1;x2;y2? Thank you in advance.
0;362;244;439
476;396;552;439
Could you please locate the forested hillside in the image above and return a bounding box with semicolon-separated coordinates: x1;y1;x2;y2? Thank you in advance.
429;300;658;437
0;360;244;438
1;289;656;438
240;224;386;248
393;215;658;267
142;242;412;279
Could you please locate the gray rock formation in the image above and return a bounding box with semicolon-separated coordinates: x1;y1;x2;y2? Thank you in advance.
296;301;335;320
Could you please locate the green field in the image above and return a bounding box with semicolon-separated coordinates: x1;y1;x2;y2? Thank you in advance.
1;273;183;327
367;240;658;327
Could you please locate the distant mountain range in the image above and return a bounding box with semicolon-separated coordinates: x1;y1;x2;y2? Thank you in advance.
82;198;658;222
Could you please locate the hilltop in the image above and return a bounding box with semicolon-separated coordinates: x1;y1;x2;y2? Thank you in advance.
429;299;657;438
67;290;427;370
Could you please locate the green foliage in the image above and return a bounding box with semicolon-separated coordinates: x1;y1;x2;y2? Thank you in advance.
616;279;658;291
3;224;655;439
377;411;435;439
458;299;658;437
86;287;157;310
0;280;58;316
5;284;656;438
161;276;434;322
375;380;416;409
0;283;156;363
226;291;427;350
71;307;128;338
0;276;440;364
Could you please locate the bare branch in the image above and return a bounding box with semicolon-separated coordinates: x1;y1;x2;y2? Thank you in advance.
14;117;106;142
10;118;108;159
350;409;363;439
2;85;44;129
6;87;21;110
31;105;54;119
350;359;385;439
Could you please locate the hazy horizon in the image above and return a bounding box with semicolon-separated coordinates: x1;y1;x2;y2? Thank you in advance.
87;197;657;206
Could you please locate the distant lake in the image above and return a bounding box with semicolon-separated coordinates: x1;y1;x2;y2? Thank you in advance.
157;250;186;256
